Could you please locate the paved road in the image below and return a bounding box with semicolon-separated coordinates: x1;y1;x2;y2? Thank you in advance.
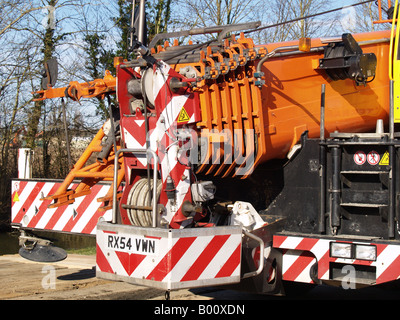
1;253;400;301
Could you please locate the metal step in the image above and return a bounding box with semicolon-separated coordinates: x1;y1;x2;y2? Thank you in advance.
341;170;388;175
340;202;387;208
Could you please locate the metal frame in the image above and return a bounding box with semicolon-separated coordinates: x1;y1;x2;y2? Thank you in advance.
112;148;159;227
242;230;264;279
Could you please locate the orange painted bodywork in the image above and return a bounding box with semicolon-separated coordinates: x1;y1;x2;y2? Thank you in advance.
259;30;390;161
170;30;391;178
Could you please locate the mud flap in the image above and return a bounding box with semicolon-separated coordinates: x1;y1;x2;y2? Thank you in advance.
96;221;243;290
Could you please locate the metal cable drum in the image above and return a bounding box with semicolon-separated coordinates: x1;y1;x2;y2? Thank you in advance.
126;178;162;227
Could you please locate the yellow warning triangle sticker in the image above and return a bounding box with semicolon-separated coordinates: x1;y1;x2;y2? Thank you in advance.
13;192;19;202
379;151;389;165
177;107;190;123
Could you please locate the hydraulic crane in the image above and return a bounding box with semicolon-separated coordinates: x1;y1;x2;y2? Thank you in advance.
12;0;400;295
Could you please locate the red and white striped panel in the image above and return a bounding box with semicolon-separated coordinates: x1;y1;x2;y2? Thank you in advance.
273;235;400;285
120;61;200;229
96;223;242;290
122;119;148;167
273;236;330;283
149;62;200;228
11;180;112;235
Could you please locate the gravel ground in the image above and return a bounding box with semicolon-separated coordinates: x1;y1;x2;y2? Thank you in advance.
3;253;400;302
0;254;252;300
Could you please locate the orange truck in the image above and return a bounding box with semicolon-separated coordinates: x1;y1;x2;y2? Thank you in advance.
11;0;400;295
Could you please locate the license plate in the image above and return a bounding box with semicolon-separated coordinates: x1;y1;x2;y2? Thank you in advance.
105;232;160;256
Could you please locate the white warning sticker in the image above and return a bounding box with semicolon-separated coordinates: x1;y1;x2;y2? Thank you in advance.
367;151;380;166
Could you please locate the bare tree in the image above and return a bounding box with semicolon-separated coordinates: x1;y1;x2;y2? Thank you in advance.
256;0;329;44
0;1;44;38
338;0;389;33
0;39;40;218
175;0;264;40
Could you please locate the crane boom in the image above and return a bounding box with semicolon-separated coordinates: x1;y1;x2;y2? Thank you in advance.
33;70;116;101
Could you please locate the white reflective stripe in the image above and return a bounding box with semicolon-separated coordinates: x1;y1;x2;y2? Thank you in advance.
376;245;400;279
198;234;241;280
310;239;330;260
71;186;110;233
294;258;315;283
279;236;303;250
130;236;174;280
53;195;85;231
109;248;129;276
171;235;213;281
282;249;301;275
22;182;54;226
11;182;37;220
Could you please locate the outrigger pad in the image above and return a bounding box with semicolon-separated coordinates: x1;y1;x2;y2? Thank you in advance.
19;245;67;263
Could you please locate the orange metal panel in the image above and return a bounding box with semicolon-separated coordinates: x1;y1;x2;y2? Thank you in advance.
171;30;391;178
257;30;390;164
